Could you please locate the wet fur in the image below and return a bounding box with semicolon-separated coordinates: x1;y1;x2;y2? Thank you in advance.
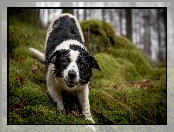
29;13;100;126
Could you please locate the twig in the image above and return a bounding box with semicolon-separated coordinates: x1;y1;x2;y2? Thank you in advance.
92;108;115;124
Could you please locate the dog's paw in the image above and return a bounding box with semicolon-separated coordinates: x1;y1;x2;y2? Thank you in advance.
84;114;95;123
87;117;95;124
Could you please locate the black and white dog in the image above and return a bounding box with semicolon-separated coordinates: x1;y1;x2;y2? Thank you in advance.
29;13;100;124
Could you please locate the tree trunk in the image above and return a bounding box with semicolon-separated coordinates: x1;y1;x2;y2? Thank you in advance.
84;9;87;20
102;9;105;20
76;9;79;20
9;9;40;26
163;9;167;63
157;9;162;62
118;9;123;36
84;2;87;20
62;9;73;15
125;9;132;41
143;9;151;59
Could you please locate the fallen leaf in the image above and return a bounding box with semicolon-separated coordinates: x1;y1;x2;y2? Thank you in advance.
71;109;80;117
19;76;24;83
18;56;25;62
113;85;118;90
32;64;42;72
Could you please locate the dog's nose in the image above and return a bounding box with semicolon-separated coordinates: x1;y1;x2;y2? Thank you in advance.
68;70;76;80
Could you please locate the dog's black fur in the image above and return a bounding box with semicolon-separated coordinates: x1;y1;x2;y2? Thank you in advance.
45;15;83;63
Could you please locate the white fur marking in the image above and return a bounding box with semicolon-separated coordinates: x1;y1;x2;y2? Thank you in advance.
63;50;80;84
54;39;87;52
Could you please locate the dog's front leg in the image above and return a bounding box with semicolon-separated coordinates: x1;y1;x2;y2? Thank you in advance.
49;88;66;114
47;71;66;114
76;85;94;123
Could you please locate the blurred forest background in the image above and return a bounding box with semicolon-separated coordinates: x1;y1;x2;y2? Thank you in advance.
3;2;172;130
37;5;167;65
3;2;170;65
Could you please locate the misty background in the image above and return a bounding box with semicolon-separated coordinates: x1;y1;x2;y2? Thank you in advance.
2;2;173;65
33;2;169;65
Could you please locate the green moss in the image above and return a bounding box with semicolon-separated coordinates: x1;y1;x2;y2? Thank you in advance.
9;17;166;125
9;23;46;58
113;35;137;49
91;52;152;88
93;53;125;83
89;81;166;124
81;19;116;54
80;19;155;80
111;49;154;78
80;20;137;55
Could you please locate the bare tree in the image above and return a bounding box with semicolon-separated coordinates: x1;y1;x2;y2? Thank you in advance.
102;2;107;20
142;9;152;59
157;9;166;63
125;9;132;41
118;9;124;36
83;3;87;20
76;3;80;20
62;9;73;15
102;9;106;20
84;9;87;20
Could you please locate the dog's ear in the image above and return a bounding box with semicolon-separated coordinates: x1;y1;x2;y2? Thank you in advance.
90;56;101;71
47;49;69;64
47;51;58;64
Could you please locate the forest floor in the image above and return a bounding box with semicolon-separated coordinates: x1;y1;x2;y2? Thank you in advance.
6;14;167;131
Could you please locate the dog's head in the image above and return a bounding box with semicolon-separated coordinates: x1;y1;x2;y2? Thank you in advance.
47;45;100;88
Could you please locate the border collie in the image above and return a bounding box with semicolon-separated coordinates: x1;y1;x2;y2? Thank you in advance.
29;13;101;124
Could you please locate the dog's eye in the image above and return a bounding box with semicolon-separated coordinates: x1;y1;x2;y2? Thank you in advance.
62;59;69;65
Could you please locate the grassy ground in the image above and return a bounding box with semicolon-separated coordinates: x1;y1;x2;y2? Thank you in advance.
8;16;166;126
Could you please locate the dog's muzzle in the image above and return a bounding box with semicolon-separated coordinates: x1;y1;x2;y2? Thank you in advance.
65;70;78;88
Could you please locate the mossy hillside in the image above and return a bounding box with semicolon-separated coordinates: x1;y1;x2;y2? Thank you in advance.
81;19;137;54
9;22;46;59
91;53;140;87
89;53;166;124
111;49;154;79
9;17;166;125
81;19;154;80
